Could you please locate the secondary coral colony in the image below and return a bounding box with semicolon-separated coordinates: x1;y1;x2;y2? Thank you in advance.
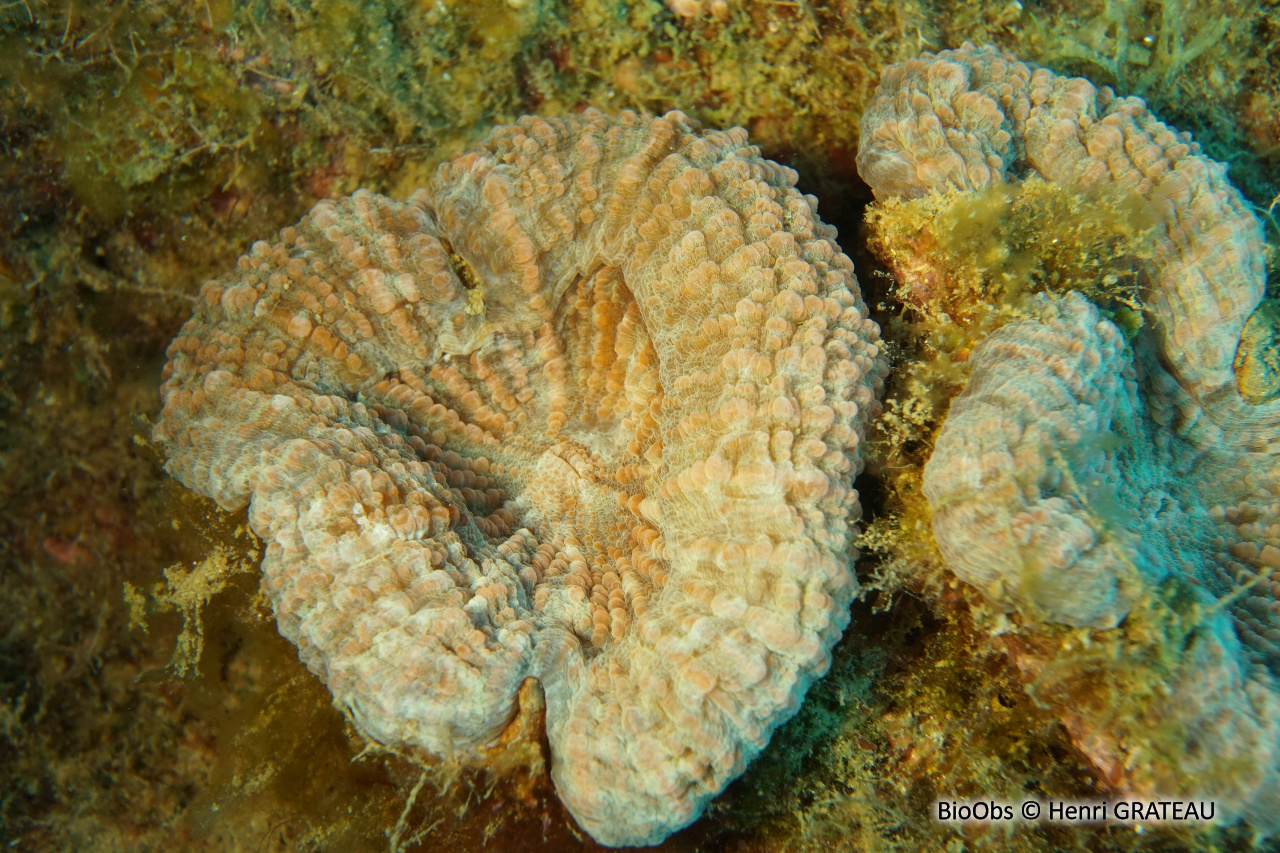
857;42;1280;831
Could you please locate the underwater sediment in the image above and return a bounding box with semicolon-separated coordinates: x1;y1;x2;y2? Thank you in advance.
4;1;1280;852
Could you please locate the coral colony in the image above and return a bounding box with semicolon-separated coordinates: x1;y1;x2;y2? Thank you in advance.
154;109;886;845
150;43;1279;847
859;44;1280;831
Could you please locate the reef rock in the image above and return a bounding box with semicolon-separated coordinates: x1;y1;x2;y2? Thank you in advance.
154;109;885;846
858;44;1280;830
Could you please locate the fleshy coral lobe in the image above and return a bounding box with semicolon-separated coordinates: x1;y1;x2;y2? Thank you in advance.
152;108;888;847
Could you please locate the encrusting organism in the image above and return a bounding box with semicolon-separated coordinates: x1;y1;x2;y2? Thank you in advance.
858;43;1280;830
153;109;887;846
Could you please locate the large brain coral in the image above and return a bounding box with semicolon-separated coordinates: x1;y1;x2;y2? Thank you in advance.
858;43;1280;828
154;109;885;846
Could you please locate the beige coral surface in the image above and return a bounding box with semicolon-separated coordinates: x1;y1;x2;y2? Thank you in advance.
152;109;885;846
857;43;1280;830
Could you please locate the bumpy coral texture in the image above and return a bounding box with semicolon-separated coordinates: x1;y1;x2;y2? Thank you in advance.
154;109;885;846
665;0;730;19
858;44;1280;828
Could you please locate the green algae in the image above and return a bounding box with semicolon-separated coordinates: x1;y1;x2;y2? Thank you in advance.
867;176;1160;328
1236;298;1280;404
